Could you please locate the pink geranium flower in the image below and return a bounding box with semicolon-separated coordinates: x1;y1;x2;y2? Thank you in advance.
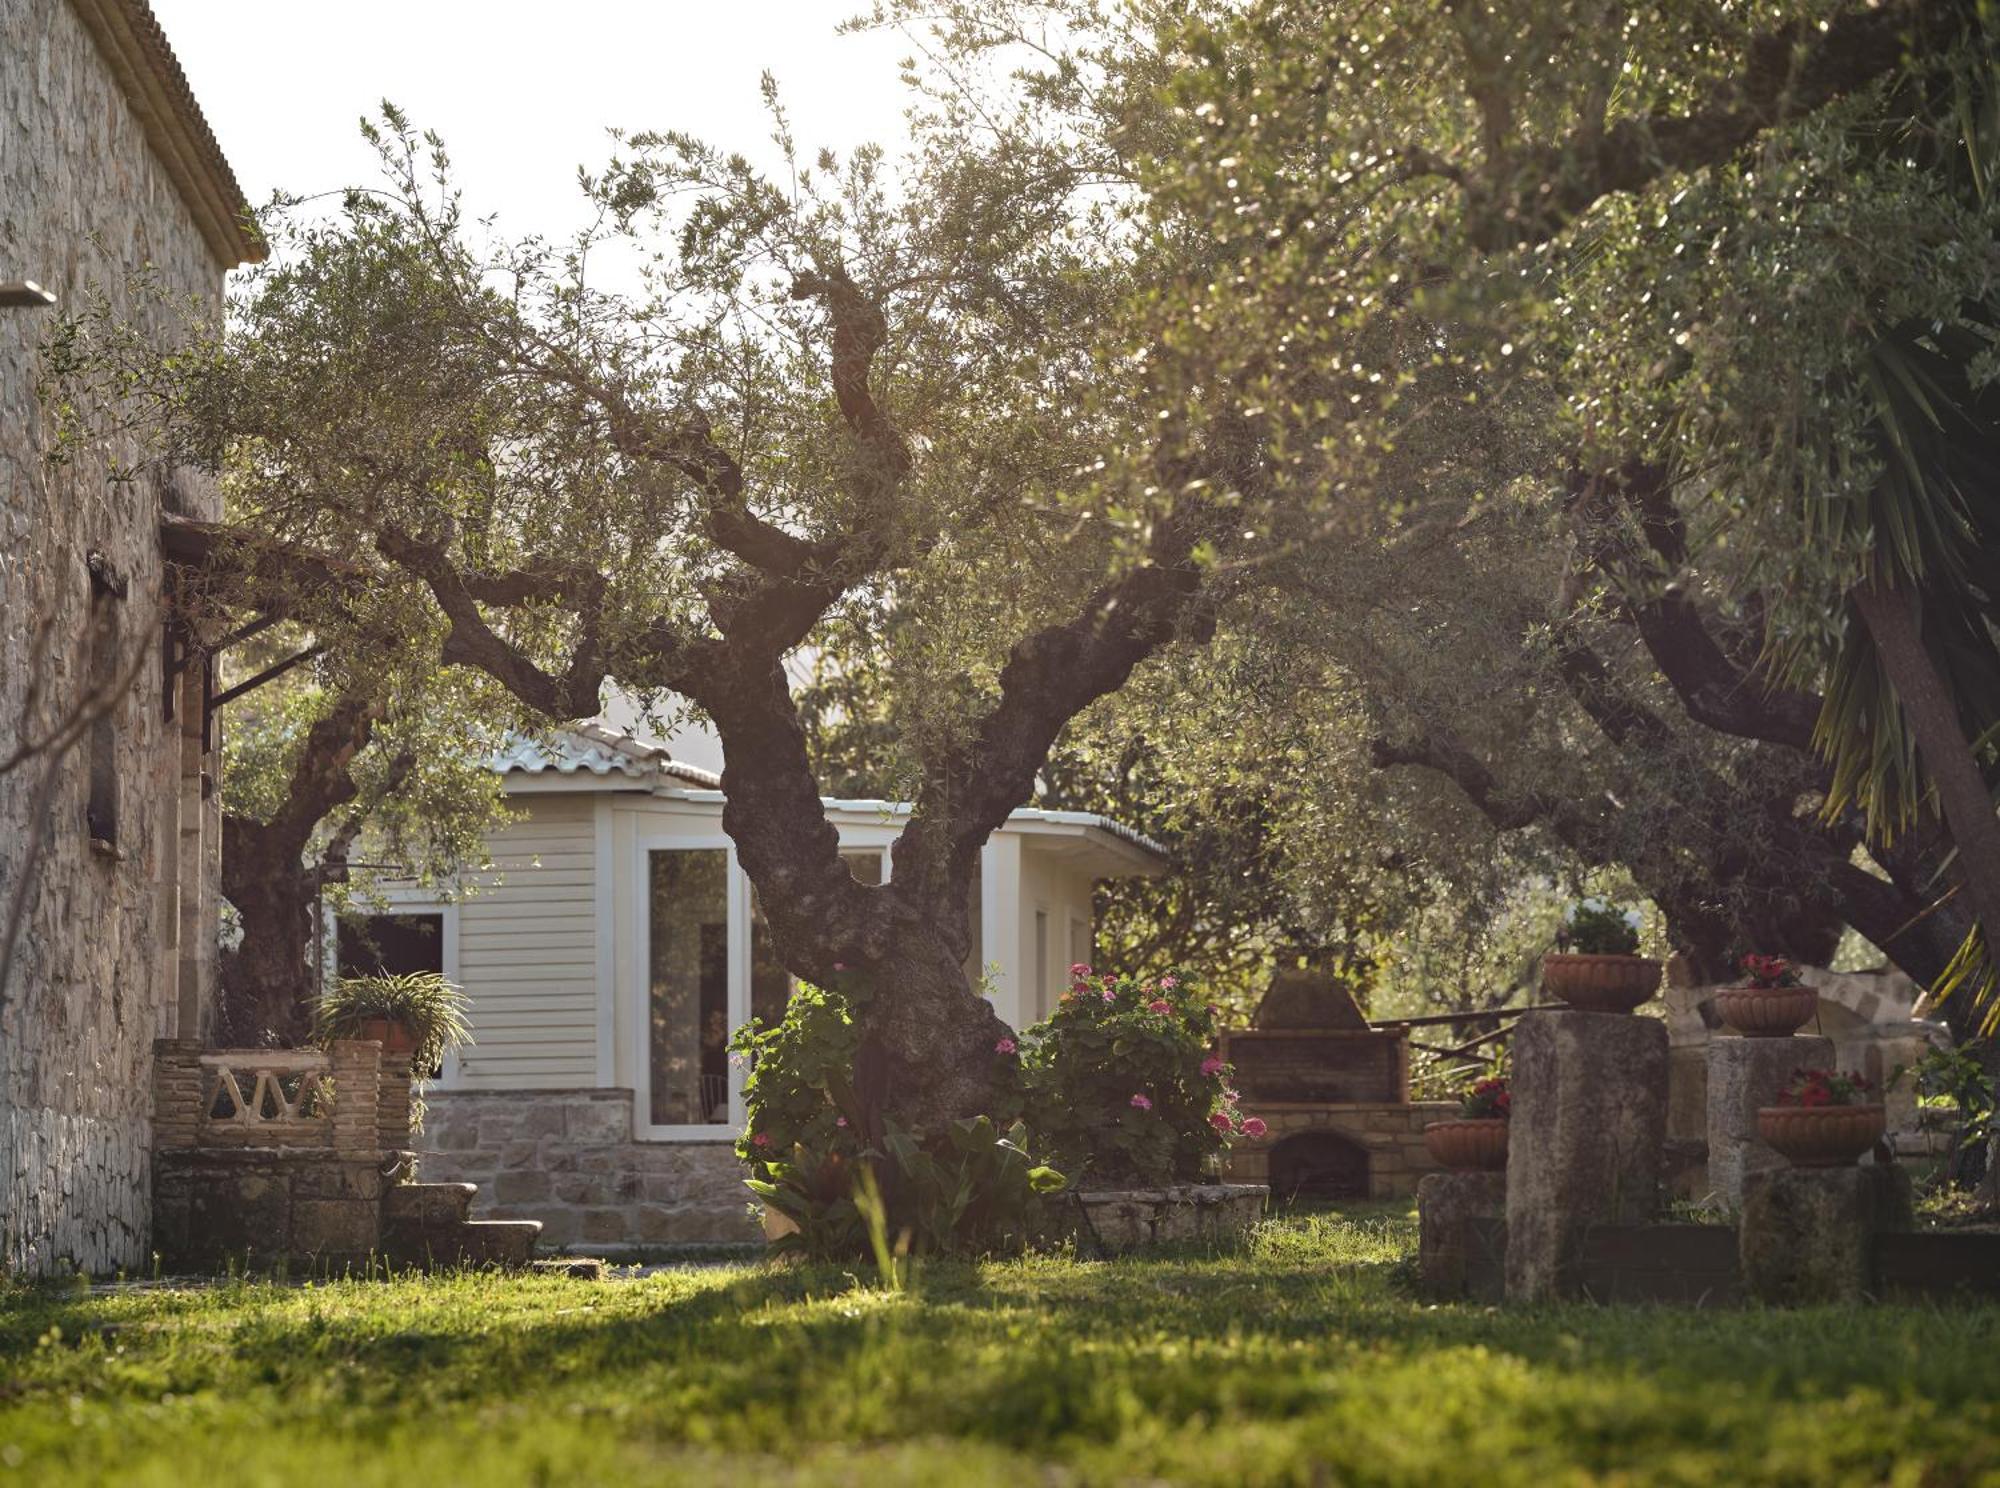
1209;1111;1234;1133
835;1116;848;1128
1147;999;1172;1015
1201;1056;1226;1078
1161;975;1179;989
1129;1093;1153;1111
1102;989;1117;1003
1241;1117;1267;1138
1069;963;1092;979
994;1037;1017;1055
751;1132;771;1148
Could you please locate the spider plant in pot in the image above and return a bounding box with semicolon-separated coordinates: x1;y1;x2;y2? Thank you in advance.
313;971;472;1072
1542;898;1661;1013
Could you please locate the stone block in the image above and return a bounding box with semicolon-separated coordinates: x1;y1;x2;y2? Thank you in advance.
579;1207;632;1243
515;1103;567;1140
1505;1011;1669;1302
1740;1165;1906;1305
1706;1034;1832;1211
493;1170;552;1206
564;1099;633;1144
1418;1172;1507;1299
292;1199;379;1256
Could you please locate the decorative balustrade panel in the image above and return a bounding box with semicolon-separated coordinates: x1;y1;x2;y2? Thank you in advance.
194;1050;335;1146
153;1039;400;1154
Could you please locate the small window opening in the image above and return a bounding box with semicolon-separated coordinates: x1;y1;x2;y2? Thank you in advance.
85;550;126;856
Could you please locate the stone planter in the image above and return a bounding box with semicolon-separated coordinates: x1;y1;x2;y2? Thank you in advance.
761;1205;800;1243
1066;1183;1267;1253
1756;1104;1886;1168
359;1018;418;1056
1714;985;1818;1038
1541;953;1662;1013
1423;1118;1508;1171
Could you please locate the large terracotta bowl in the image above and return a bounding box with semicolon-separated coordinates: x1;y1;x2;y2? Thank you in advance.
1714;984;1819;1038
1424;1118;1509;1171
359;1017;418;1055
1756;1104;1886;1168
1541;953;1663;1013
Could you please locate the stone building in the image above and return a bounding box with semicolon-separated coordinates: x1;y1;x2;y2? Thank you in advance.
1;0;259;1273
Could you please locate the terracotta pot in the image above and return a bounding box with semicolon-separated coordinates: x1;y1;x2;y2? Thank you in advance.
1756;1104;1886;1168
1424;1118;1509;1171
1713;984;1819;1038
358;1017;418;1055
1540;953;1663;1013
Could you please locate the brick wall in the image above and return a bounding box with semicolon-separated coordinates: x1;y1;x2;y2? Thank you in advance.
416;1089;759;1249
1223;1102;1460;1199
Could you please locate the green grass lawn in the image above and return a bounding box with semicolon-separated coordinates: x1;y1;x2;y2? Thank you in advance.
3;1207;1997;1487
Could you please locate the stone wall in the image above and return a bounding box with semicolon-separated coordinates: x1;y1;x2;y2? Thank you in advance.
1223;1101;1460;1199
415;1089;760;1249
1;0;228;1275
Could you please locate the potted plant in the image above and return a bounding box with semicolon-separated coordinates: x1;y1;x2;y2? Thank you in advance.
1714;954;1819;1038
312;971;472;1072
1424;1075;1510;1170
1541;897;1661;1012
1757;1068;1885;1167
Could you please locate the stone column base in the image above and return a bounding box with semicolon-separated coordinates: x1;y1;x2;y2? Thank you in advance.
1740;1164;1911;1304
1706;1034;1833;1211
1418;1171;1507;1299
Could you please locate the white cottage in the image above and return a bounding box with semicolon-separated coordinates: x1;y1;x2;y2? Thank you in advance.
364;724;1166;1247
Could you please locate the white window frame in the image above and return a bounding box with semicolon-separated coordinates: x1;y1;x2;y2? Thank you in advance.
626;833;900;1142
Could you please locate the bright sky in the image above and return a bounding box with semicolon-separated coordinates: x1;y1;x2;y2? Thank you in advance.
153;1;919;255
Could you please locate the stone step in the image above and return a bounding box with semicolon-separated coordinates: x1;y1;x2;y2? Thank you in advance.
382;1181;477;1227
452;1219;543;1267
381;1216;542;1270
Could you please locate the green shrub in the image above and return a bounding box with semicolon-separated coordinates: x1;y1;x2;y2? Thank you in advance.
1020;965;1240;1187
731;982;1063;1259
1559;897;1643;956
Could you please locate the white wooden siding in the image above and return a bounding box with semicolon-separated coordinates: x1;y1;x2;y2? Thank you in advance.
451;795;600;1088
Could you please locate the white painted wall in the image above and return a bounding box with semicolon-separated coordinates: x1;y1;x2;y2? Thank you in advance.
1016;846;1099;1026
449;794;600;1088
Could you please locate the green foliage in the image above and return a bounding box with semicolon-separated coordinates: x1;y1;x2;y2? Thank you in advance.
5;1213;2000;1486
1020;966;1238;1186
1912;1040;1994;1162
732;985;1060;1259
1559;898;1643;958
311;971;472;1072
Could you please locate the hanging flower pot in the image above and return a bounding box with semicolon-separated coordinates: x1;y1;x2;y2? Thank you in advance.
1423;1076;1510;1171
1713;954;1818;1037
1757;1069;1884;1167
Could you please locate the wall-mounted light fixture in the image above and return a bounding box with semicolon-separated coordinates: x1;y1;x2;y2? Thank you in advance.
0;282;57;309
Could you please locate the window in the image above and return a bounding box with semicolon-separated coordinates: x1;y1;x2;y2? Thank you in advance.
338;914;444;979
648;849;731;1127
644;841;902;1135
84;551;126;853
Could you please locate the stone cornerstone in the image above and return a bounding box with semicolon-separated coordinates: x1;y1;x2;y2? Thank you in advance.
415;1090;760;1249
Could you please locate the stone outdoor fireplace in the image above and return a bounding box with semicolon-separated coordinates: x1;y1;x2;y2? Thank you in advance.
1219;969;1458;1201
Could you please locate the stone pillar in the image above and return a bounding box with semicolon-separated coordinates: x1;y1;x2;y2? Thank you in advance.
1504;1011;1669;1302
330;1041;381;1153
1740;1165;1911;1305
150;1040;203;1151
1706;1034;1833;1211
1418;1171;1507;1299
